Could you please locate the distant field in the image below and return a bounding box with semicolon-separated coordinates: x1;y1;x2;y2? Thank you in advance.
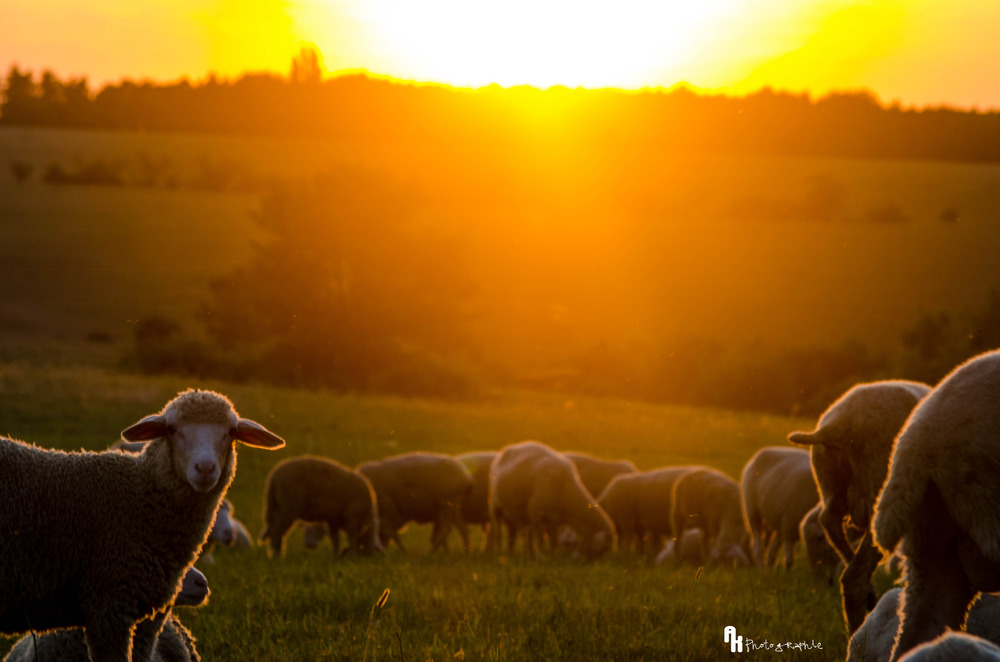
3;125;1000;381
0;362;859;660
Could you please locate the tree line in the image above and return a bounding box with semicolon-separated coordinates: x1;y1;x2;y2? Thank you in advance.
4;64;1000;162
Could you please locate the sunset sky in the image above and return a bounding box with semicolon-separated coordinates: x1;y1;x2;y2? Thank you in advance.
3;0;1000;109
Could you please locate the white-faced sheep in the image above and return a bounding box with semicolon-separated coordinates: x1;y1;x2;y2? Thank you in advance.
358;452;473;553
596;466;703;555
872;351;1000;660
799;503;840;583
489;440;615;559
740;446;818;569
788;379;930;634
260;455;381;557
670;467;750;566
564;452;637;501
455;451;497;550
848;588;1000;662
4;566;210;662
0;388;285;662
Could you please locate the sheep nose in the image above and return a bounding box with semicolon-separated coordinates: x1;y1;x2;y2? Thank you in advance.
194;460;218;477
193;574;208;591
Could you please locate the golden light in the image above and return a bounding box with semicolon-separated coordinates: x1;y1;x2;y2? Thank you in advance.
299;0;753;89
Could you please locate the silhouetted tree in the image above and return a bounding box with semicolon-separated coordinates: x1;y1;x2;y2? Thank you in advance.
198;169;477;392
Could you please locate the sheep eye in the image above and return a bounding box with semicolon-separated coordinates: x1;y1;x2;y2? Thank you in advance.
229;427;238;438
165;425;176;436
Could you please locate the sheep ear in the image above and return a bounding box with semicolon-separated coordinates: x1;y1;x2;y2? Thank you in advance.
122;414;168;441
235;419;285;449
788;430;820;446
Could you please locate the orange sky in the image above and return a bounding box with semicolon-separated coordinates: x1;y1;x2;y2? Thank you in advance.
4;0;1000;109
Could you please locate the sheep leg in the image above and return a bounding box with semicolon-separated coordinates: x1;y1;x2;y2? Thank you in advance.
840;528;881;634
263;513;296;557
83;618;133;662
820;502;856;564
764;532;781;568
890;483;976;661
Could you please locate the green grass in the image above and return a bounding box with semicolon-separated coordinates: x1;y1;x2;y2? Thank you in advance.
0;361;859;660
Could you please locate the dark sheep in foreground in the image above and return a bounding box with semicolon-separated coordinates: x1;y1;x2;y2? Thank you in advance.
4;566;211;661
874;350;1000;660
0;389;285;662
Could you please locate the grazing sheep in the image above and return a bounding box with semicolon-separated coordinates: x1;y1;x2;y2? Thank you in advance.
898;632;1000;662
873;351;1000;660
260;455;381;557
799;503;840;583
848;589;1000;662
564;452;638;500
358;452;473;552
596;466;702;555
0;388;285;662
740;446;818;569
489;440;615;559
670;467;750;566
455;451;497;550
4;566;209;662
788;379;930;635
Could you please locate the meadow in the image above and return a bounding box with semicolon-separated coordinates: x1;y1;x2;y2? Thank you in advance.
0;360;860;661
0;124;987;659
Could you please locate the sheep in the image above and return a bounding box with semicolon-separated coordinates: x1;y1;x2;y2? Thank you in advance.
847;589;1000;662
799;503;840;583
670;467;750;565
897;633;1000;662
489;440;615;559
111;441;256;560
788;379;930;635
656;528;706;566
4;566;210;662
596;466;703;555
260;455;381;557
872;351;1000;660
455;451;497;550
740;446;818;569
0;388;285;662
358;452;473;552
564;452;638;500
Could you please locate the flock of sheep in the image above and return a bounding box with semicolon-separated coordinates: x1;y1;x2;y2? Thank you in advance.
3;349;1000;661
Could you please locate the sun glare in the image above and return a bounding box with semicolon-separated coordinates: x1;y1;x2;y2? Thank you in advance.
303;0;749;89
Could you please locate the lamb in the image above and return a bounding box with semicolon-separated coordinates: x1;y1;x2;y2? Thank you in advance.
260;455;381;557
788;379;930;634
358;452;473;552
489;440;615;559
656;528;706;566
596;466;703;555
564;452;638;500
4;566;210;662
670;467;750;565
0;388;285;662
799;503;840;583
872;351;1000;660
455;451;497;550
740;446;818;569
847;589;1000;662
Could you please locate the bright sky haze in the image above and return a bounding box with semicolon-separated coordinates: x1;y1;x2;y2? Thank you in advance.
4;0;1000;109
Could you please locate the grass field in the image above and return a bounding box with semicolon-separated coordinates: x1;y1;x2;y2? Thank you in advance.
3;125;1000;379
0;361;872;661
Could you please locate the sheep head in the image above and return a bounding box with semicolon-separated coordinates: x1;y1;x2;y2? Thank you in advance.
121;389;285;493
